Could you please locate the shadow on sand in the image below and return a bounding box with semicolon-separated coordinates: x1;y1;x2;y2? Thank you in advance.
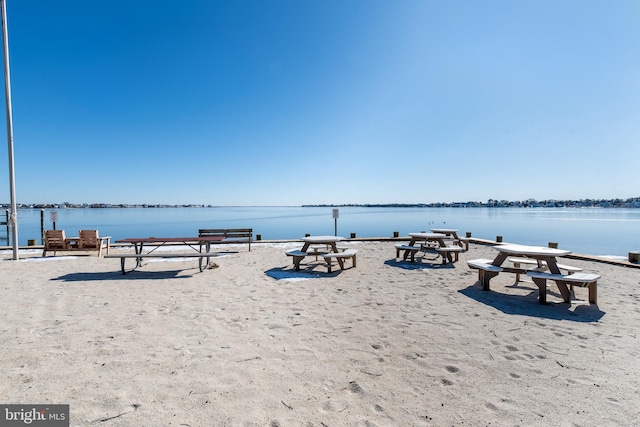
459;282;605;322
383;259;457;271
51;269;197;282
264;266;341;281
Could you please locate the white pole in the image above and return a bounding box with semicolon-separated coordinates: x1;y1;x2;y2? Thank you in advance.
1;0;18;260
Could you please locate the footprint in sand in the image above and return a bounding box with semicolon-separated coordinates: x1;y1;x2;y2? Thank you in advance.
485;402;499;411
348;381;364;394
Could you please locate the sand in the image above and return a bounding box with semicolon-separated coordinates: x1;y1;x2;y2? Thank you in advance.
1;241;639;426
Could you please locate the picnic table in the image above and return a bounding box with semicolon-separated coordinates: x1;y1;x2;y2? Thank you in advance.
429;228;469;250
285;235;357;273
395;232;463;264
106;236;225;274
467;244;601;304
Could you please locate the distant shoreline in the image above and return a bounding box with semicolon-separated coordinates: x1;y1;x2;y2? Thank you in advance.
3;197;639;210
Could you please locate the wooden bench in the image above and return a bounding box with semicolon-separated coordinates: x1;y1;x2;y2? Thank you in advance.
508;257;583;282
198;228;253;251
526;271;601;304
436;246;464;263
395;244;422;262
105;252;215;274
322;249;358;273
285;250;308;271
467;259;503;290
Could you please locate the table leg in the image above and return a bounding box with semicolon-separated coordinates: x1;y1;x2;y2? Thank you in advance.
403;238;417;260
436;239;453;264
199;247;211;272
329;243;344;270
134;243;144;270
556;282;572;303
545;257;572;302
530;277;548;304
492;252;508;266
545;257;562;275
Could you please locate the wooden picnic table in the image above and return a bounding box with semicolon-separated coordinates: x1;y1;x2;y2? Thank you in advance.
286;235;357;272
108;236;225;273
466;244;601;304
430;228;468;250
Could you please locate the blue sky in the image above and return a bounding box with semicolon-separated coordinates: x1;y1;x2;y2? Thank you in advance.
0;0;638;206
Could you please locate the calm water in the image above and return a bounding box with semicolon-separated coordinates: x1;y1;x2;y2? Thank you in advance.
3;207;639;258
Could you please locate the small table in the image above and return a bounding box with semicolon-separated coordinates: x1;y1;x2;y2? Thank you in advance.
67;237;80;249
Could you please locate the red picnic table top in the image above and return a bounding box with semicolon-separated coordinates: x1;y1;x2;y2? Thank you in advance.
115;236;225;244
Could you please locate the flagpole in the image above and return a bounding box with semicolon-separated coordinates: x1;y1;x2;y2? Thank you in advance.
1;0;19;260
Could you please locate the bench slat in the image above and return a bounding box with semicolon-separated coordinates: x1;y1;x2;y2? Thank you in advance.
526;271;600;283
436;246;464;252
526;271;600;304
322;249;357;259
467;259;503;272
105;253;212;259
286;250;307;257
508;257;582;273
322;249;357;273
395;244;421;251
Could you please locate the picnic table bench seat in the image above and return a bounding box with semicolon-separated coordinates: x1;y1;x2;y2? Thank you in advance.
466;259;502;272
105;252;215;274
436;245;464;262
508;257;583;282
395;244;422;261
467;259;503;290
286;250;308;271
322;249;358;273
527;271;601;304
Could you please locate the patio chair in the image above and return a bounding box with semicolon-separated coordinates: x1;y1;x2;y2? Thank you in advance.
43;229;69;257
78;229;110;256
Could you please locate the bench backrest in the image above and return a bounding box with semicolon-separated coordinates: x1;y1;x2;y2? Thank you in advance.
44;229;67;249
198;228;253;250
79;229;106;250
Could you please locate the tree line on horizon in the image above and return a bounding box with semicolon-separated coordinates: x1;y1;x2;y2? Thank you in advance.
303;197;640;208
6;197;636;210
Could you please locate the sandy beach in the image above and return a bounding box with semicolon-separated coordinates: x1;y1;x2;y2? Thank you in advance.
1;241;639;426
